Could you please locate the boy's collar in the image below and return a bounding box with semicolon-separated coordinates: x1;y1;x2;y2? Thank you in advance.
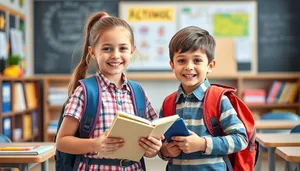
176;78;211;102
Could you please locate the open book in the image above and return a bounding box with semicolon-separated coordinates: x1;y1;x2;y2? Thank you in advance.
97;111;179;161
0;145;54;155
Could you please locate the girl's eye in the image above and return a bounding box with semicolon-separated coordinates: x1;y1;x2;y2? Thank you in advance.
120;47;129;51
102;47;112;52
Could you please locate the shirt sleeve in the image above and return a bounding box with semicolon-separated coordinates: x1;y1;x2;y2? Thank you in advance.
64;85;85;121
143;91;158;121
203;95;248;155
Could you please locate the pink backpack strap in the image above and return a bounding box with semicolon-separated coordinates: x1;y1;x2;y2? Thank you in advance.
203;84;236;136
162;91;177;117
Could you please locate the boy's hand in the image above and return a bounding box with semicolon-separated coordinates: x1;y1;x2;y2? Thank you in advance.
139;135;163;158
160;141;181;157
94;131;124;155
172;130;206;154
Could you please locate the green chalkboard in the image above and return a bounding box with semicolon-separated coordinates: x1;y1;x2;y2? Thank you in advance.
258;0;300;72
34;0;118;74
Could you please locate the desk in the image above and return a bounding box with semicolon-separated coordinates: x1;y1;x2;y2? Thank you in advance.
276;147;300;171
255;120;300;130
256;134;300;171
0;143;55;171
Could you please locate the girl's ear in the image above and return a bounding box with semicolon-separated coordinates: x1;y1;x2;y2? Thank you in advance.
207;60;216;73
169;60;175;72
131;45;136;54
88;46;96;60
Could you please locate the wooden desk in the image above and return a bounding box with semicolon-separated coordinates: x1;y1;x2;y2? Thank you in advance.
276;147;300;171
255;120;300;130
0;143;55;171
255;134;300;171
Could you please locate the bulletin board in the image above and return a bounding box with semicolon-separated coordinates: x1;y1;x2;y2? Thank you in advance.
119;1;257;74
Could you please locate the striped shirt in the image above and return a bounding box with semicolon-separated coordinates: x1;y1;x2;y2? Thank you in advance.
64;72;158;171
159;78;248;171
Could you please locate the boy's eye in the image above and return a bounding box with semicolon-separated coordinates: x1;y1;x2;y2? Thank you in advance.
177;59;185;63
194;59;202;63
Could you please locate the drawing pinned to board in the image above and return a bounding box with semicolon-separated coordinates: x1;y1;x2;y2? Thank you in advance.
178;2;256;73
120;5;177;71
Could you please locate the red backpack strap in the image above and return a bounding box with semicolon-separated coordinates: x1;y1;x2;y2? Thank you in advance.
203;84;236;136
162;91;177;117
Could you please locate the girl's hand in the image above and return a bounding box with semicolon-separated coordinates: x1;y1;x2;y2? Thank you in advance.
94;131;124;155
160;141;181;157
172;130;206;154
139;136;163;158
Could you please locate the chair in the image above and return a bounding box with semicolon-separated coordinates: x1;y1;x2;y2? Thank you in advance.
290;124;300;133
259;112;300;153
0;134;11;143
260;112;300;134
284;124;300;171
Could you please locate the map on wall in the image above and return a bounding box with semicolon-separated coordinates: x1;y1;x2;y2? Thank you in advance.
178;2;256;71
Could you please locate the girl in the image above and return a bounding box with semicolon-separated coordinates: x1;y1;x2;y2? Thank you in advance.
56;12;162;171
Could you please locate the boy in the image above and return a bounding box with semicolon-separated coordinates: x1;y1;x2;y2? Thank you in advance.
159;26;248;170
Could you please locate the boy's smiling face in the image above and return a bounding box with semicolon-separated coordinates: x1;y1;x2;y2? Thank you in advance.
170;49;215;94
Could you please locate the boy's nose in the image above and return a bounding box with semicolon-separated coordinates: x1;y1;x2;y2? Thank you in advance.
185;62;193;70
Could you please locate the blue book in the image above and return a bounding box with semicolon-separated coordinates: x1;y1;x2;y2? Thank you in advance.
2;82;11;113
164;118;190;142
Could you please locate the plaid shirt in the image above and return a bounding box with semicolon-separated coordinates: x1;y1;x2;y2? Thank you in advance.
64;72;158;171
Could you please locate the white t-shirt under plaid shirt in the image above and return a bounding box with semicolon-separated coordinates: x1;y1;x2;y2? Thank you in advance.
63;72;158;171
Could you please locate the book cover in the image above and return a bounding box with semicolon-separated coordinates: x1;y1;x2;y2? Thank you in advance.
2;82;11;113
97;111;179;161
164;118;190;142
0;145;54;155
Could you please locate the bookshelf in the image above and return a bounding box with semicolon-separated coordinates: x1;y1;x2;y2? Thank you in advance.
0;76;42;142
42;73;300;141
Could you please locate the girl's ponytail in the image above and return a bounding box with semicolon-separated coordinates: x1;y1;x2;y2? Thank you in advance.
67;12;109;96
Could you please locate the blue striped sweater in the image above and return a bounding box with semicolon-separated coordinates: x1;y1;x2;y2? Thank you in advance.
159;78;248;171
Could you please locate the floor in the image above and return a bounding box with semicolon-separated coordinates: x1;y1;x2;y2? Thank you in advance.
29;155;287;171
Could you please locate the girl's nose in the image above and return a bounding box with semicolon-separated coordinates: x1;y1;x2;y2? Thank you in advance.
112;49;120;59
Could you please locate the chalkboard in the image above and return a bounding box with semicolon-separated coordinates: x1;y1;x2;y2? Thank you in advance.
34;0;118;74
258;0;300;72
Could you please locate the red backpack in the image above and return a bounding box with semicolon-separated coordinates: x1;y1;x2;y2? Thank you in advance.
162;84;259;171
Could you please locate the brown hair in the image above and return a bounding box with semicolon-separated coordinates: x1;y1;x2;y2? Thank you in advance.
68;12;134;96
169;26;216;63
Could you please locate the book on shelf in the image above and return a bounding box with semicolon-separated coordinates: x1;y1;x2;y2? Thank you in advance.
2;82;11;113
24;82;37;109
0;145;54;155
97;111;179;161
12;82;26;111
164;118;190;142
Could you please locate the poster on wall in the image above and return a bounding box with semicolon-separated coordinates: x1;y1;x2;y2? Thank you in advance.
178;2;256;72
120;1;256;73
119;3;177;71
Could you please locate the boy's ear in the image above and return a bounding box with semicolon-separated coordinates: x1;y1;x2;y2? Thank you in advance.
88;46;96;60
169;60;175;72
207;60;216;73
